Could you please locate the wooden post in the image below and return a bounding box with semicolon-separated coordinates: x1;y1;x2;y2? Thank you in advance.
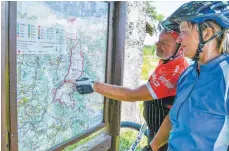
107;2;126;151
8;2;18;151
1;1;10;151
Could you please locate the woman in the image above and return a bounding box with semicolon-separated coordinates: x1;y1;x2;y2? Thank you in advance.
151;1;229;151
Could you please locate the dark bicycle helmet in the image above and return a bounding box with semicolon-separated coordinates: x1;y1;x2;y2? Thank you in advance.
159;20;180;39
166;1;229;60
158;20;182;63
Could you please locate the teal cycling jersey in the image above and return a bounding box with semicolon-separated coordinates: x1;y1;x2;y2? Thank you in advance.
168;54;229;151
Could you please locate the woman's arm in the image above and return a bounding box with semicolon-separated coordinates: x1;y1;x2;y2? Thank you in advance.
150;114;172;151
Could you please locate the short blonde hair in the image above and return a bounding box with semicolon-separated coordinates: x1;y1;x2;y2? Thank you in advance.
219;30;229;54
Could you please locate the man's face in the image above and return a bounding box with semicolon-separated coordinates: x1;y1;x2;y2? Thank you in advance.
155;31;177;60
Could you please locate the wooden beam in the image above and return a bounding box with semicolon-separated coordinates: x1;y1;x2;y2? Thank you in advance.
1;1;10;151
9;2;18;151
108;2;127;151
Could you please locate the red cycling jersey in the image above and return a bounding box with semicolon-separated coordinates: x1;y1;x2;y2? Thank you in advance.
146;56;189;99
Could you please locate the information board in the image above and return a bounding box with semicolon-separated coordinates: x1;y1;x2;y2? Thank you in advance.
16;1;108;150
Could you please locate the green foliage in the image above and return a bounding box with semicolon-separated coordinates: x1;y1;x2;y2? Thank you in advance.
146;2;165;22
63;136;93;151
141;56;158;80
119;129;148;151
141;45;159;80
138;102;144;118
63;130;103;151
143;45;156;56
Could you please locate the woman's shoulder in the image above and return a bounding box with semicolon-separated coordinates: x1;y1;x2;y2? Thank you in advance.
219;53;229;76
223;53;229;62
179;63;196;79
222;52;229;60
218;53;229;69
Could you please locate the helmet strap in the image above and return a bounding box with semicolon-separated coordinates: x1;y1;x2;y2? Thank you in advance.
162;43;181;64
192;24;224;61
192;24;204;61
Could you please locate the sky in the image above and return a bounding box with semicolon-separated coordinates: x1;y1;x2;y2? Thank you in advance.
144;1;186;45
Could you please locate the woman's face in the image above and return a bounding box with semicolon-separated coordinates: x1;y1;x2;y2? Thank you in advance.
176;21;199;58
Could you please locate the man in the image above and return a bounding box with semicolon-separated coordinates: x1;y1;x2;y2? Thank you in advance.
68;22;189;150
151;2;229;151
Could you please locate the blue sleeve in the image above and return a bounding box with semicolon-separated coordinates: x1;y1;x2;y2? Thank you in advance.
227;94;229;115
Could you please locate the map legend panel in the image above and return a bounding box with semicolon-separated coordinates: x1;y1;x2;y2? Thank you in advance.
17;21;67;54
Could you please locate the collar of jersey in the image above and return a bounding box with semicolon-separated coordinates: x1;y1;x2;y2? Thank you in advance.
199;53;228;71
161;55;185;65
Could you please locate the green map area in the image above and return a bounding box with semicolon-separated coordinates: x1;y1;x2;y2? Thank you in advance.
17;2;108;150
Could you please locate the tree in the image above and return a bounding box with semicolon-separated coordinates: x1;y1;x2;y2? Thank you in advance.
145;2;165;36
146;2;164;22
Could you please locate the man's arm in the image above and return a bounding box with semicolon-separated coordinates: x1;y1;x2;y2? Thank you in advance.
150;115;172;151
67;78;153;102
93;81;152;102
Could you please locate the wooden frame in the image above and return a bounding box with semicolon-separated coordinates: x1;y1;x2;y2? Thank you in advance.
1;2;10;151
9;2;18;151
3;1;126;151
106;2;126;151
49;124;106;151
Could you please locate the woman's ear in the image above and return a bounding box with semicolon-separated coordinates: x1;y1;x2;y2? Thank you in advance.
203;27;213;41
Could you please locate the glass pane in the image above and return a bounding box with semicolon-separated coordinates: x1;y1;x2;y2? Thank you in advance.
16;1;108;150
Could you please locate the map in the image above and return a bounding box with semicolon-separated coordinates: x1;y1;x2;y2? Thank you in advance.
16;2;108;151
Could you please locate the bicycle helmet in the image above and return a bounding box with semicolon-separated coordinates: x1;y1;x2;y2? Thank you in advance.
166;1;229;60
